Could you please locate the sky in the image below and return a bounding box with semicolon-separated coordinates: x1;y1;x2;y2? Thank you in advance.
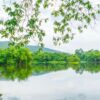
42;21;100;53
0;0;100;53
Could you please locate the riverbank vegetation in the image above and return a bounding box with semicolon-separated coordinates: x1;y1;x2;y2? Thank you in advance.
0;47;100;66
0;47;100;80
0;46;33;67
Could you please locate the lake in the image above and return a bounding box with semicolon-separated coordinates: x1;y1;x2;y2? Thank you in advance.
0;63;100;100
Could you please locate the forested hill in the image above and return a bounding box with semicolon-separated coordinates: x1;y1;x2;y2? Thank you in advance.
27;45;60;53
0;41;60;53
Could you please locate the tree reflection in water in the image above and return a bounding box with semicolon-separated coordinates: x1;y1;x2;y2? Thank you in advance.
0;65;33;80
0;63;100;80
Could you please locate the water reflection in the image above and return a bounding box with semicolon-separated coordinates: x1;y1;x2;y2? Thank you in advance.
0;94;2;100
0;65;33;80
71;63;100;74
0;64;100;100
32;63;100;75
62;93;86;100
0;63;100;80
7;97;19;100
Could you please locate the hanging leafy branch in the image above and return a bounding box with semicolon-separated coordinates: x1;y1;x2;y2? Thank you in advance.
0;0;100;46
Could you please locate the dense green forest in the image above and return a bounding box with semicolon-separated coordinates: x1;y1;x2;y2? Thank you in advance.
0;47;100;67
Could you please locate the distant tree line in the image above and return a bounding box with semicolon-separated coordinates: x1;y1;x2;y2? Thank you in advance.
0;47;100;66
32;49;100;64
75;49;100;62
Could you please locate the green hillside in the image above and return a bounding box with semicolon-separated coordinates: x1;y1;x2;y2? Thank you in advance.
0;41;59;52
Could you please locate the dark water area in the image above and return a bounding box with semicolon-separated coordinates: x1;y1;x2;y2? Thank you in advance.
0;63;100;100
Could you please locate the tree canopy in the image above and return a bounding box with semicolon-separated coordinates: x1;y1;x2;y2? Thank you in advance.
0;0;100;46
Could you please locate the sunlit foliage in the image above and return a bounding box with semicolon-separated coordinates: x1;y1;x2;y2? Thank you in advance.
0;46;33;67
0;0;99;46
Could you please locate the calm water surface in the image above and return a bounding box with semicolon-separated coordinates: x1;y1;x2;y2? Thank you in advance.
0;64;100;100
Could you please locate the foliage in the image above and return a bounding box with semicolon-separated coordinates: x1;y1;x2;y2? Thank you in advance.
84;50;100;62
0;47;100;80
0;46;33;66
1;47;100;66
75;49;100;62
0;47;33;80
32;51;68;63
67;54;80;63
0;0;99;46
32;49;100;63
